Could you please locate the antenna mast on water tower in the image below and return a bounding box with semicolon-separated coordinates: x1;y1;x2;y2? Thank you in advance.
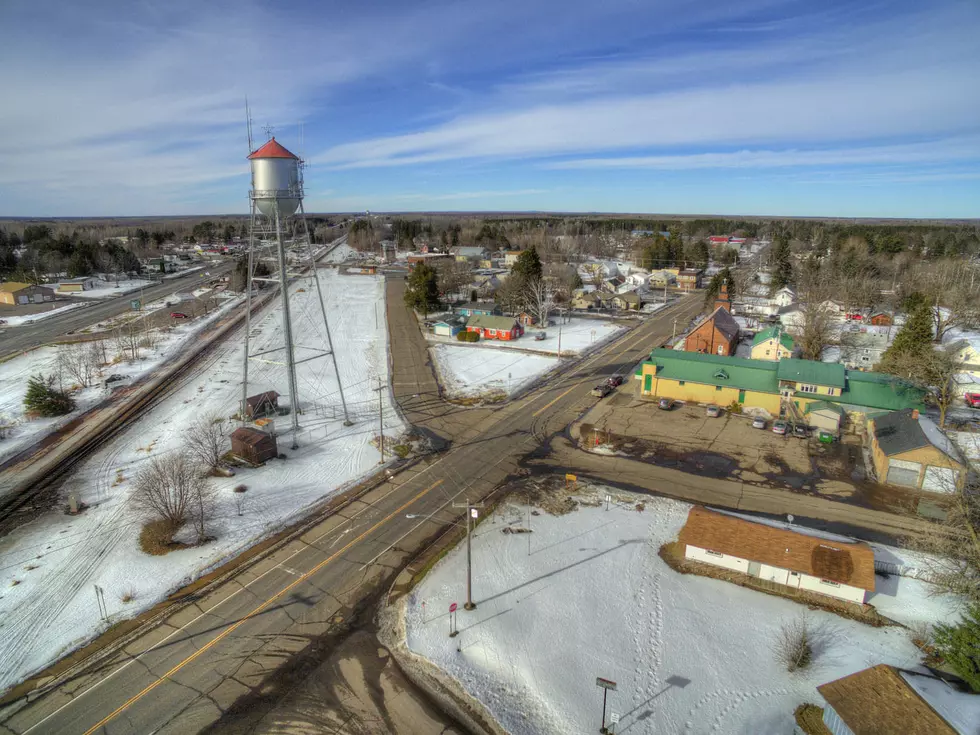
242;130;350;449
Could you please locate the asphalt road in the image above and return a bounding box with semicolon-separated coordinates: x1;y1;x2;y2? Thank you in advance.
0;283;931;734
0;262;236;359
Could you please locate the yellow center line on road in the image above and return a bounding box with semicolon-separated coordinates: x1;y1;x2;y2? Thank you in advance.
531;384;579;417
82;479;445;735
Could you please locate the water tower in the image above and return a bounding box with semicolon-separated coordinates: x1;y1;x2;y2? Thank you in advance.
241;134;350;448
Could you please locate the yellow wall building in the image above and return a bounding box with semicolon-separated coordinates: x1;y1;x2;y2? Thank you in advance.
750;326;796;361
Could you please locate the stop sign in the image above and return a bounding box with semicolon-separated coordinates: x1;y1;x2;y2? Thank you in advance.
449;602;458;613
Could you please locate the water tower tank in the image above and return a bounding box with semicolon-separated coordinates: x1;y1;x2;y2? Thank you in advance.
248;138;301;217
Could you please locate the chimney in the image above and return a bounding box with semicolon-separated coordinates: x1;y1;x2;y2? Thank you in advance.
714;281;731;312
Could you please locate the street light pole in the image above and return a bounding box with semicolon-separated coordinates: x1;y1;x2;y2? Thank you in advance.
452;498;485;610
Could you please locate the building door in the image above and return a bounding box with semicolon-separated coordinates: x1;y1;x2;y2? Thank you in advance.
922;466;958;493
886;459;921;488
643;375;653;394
747;561;762;578
738;390;745;402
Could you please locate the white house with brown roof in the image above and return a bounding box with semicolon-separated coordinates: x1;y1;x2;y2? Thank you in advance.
677;506;876;604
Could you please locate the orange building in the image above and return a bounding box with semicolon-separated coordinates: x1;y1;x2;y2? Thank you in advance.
682;306;740;356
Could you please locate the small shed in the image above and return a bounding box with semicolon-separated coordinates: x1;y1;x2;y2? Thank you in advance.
868;311;894;326
432;316;465;337
804;400;846;434
245;391;280;418
231;427;278;465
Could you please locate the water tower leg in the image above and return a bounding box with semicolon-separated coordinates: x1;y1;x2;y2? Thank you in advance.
274;205;301;449
298;201;352;427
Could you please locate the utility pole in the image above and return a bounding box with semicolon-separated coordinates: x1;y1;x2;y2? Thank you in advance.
451;498;485;610
672;316;678;342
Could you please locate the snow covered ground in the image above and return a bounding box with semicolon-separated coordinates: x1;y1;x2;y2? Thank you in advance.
0;302;88;326
0;294;243;471
405;489;962;735
0;271;401;692
431;344;557;400
429;317;624;357
57;279;158;299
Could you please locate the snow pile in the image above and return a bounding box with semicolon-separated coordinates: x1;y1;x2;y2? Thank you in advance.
0;303;88;326
0;295;243;470
405;491;960;735
431;345;557;399
0;271;400;691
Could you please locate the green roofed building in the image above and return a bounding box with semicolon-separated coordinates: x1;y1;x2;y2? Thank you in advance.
634;349;924;424
750;326;796;361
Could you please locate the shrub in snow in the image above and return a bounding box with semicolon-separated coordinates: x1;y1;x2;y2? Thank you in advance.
933;602;980;692
456;330;479;342
775;614;813;672
23;374;75;417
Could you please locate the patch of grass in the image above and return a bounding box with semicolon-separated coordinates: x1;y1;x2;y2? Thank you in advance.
794;704;831;735
138;520;185;556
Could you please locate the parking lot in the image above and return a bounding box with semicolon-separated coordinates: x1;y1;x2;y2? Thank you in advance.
575;388;868;497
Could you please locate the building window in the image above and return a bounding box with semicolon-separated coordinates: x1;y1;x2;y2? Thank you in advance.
715;385;723;391
820;579;840;587
704;549;723;557
800;384;818;394
488;329;496;336
765;349;770;356
678;381;685;386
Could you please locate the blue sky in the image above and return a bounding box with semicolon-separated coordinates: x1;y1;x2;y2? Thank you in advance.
1;0;979;218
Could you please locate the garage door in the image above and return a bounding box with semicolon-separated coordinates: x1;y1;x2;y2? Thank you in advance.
886;459;921;488
922;466;958;494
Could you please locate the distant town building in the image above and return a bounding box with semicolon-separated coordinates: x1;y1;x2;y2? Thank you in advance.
0;282;55;305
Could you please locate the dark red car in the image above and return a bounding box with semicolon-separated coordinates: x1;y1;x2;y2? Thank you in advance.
170;312;188;319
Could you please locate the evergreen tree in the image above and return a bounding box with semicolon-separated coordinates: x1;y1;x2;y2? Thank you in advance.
511;246;542;281
23;374;75;417
404;263;440;318
881;302;933;367
933;603;980;692
770;236;793;289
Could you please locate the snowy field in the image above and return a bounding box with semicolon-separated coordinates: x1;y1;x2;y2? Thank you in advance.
0;302;88;326
0;271;401;692
57;278;158;299
405;489;963;735
0;294;242;472
431;344;557;400
429;317;623;357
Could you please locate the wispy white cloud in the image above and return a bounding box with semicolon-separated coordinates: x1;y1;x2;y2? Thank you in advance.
543;137;980;170
394;188;549;201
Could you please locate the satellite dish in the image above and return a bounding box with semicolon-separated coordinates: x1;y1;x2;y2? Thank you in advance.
787;514;795;524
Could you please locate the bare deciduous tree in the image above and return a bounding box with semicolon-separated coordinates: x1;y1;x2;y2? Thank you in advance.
797;300;836;361
923;261;980;342
581;262;605;289
131;454;213;539
523;277;554;327
113;320;142;361
904;473;980;606
883;346;964;427
56;342;97;388
185;411;228;471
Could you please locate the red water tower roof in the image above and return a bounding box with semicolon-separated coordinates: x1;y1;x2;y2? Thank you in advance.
248;137;299;160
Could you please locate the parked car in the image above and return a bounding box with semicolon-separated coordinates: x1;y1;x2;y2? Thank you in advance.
658;398;675;410
104;374;126;387
792;423;809;438
772;420;788;435
751;417;767;430
591;384;613;398
966;392;980;408
705;404;722;418
170;312;188;319
606;374;624;387
534;332;547;341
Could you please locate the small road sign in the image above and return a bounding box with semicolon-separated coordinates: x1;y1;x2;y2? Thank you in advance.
565;473;577;482
470;508;478;519
130;299;141;311
610;713;620;723
449;602;458;613
596;677;617;691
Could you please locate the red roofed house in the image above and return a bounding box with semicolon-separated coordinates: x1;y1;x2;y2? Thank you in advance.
677;506;876;604
709;236;730;244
